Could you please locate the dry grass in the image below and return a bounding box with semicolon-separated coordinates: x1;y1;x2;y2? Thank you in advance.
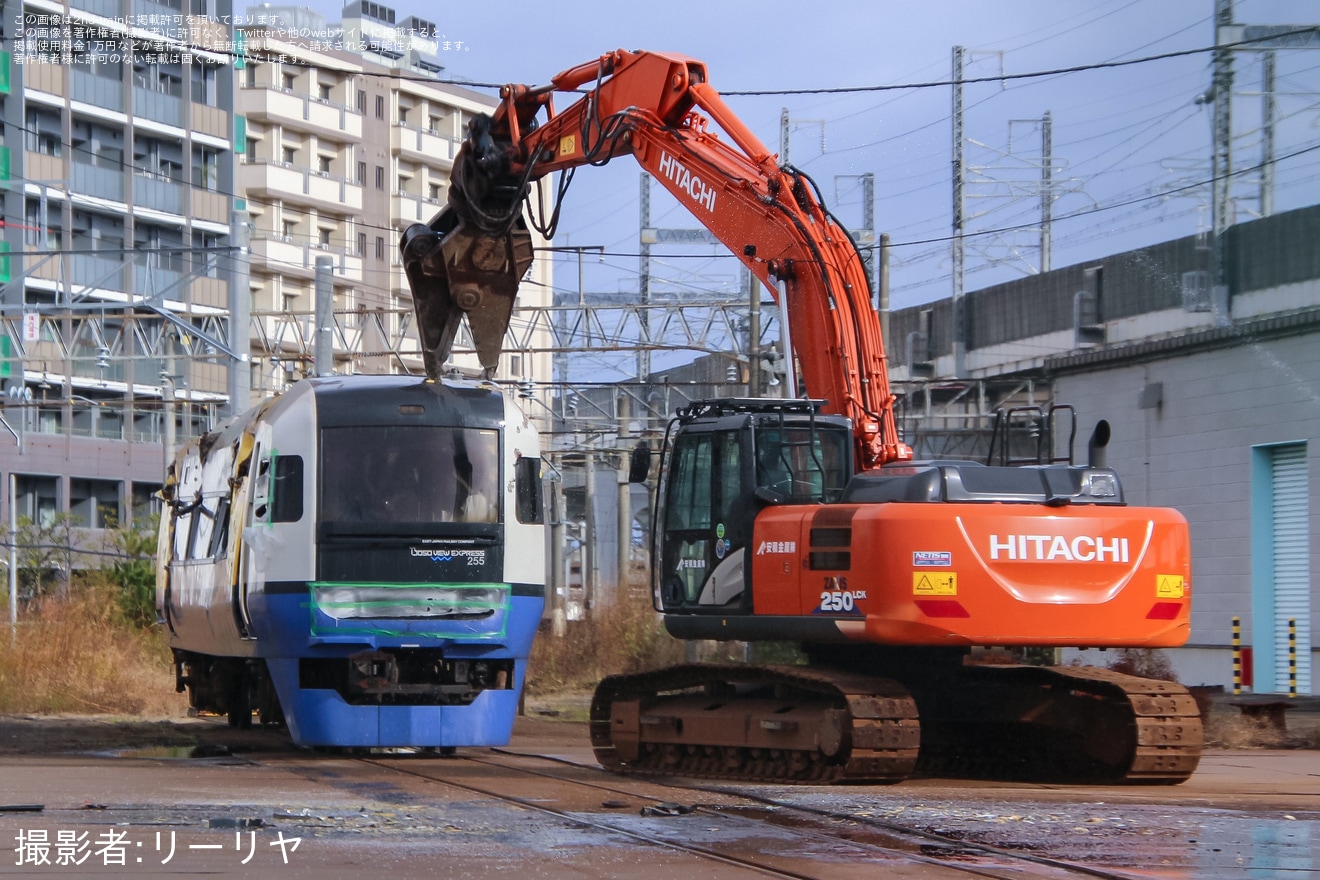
526;600;686;696
0;578;184;717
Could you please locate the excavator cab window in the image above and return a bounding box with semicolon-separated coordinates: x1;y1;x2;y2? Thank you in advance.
753;423;850;504
659;428;752;610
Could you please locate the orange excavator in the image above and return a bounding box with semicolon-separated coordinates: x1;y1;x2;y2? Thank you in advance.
400;49;1202;784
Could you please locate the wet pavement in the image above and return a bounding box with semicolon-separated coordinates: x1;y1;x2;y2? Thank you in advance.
0;714;1315;878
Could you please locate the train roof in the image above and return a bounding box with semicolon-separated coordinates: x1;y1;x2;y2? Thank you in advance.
300;374;509;428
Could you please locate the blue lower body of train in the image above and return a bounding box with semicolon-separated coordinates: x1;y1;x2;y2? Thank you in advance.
245;584;543;749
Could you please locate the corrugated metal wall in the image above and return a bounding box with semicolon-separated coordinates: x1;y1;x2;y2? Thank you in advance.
887;203;1320;366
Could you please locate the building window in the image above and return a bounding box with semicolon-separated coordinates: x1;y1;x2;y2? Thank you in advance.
356;160;366;185
245;62;259;88
192;146;220;191
318;83;331;101
319;228;332;248
131;483;162;525
375;236;385;260
374;165;384;190
14;475;60;528
318;155;332;174
356;89;366;113
282;71;296;92
190;62;217;104
375;95;384;119
70;479;122;529
356;231;367;256
283;147;296;166
398;106;408;126
428;183;441;202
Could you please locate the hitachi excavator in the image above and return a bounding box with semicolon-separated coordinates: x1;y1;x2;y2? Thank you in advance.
400;49;1202;784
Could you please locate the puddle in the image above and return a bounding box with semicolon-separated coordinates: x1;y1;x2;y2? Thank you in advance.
94;744;235;760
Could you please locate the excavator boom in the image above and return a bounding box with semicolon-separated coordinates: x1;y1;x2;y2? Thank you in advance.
400;49;907;467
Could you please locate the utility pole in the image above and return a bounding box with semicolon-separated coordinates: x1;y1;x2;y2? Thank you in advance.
747;267;760;398
227;212;251;413
1211;0;1235;326
1040;111;1053;273
879;233;891;355
951;46;967;377
638;174;651;382
1261;50;1276;218
314;256;334;376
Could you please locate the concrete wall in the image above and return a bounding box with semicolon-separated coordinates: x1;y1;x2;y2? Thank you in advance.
1056;330;1319;691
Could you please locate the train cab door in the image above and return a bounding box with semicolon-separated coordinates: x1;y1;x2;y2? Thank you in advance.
231;435;273;641
657;425;755;613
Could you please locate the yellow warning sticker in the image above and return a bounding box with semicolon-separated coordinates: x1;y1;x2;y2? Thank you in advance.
1157;574;1185;598
914;572;958;596
558;135;577;157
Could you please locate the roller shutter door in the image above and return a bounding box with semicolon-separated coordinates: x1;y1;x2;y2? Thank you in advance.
1270;444;1310;694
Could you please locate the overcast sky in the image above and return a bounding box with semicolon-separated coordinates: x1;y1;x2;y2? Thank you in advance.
293;0;1319;375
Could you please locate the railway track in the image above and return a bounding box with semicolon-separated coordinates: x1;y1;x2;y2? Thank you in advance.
344;747;1154;880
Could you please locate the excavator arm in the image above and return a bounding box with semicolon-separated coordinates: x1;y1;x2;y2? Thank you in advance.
400;49;909;469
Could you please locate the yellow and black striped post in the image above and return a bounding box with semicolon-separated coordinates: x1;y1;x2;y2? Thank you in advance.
1232;616;1242;695
1289;618;1297;699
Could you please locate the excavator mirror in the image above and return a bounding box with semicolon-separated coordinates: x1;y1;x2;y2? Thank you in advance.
628;442;651;483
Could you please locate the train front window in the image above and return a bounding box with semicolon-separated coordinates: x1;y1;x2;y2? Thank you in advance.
321;426;499;524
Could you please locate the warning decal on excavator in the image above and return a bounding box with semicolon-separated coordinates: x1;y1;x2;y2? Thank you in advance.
1156;574;1185;598
913;572;957;596
559;135;577;157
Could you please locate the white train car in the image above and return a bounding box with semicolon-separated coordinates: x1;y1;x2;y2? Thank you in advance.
157;375;545;748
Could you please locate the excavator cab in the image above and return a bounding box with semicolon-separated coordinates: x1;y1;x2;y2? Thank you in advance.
653;399;851;614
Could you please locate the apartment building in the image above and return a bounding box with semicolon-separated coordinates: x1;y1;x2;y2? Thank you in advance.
238;3;554;401
0;0;553;588
0;0;240;543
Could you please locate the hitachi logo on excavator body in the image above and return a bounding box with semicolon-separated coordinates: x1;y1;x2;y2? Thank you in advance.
657;151;717;212
988;534;1130;563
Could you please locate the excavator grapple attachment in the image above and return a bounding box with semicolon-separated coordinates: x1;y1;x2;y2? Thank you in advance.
400;213;533;379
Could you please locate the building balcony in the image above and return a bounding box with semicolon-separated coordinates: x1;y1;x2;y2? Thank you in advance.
25;62;65;95
71;161;126;203
71;0;123;18
241;161;363;214
391;191;436;225
191;103;230;140
72;70;125;112
133;174;185;215
72;252;128;293
133;86;185;128
305;96;363;140
24;254;62;283
133;264;185;299
192;188;229;225
249;235;363;281
241;87;363;141
392;126;456;166
25;152;63;184
189;276;228;310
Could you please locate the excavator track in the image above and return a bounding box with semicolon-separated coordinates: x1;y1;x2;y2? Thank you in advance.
589;664;920;784
909;663;1203;785
590;662;1202;786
